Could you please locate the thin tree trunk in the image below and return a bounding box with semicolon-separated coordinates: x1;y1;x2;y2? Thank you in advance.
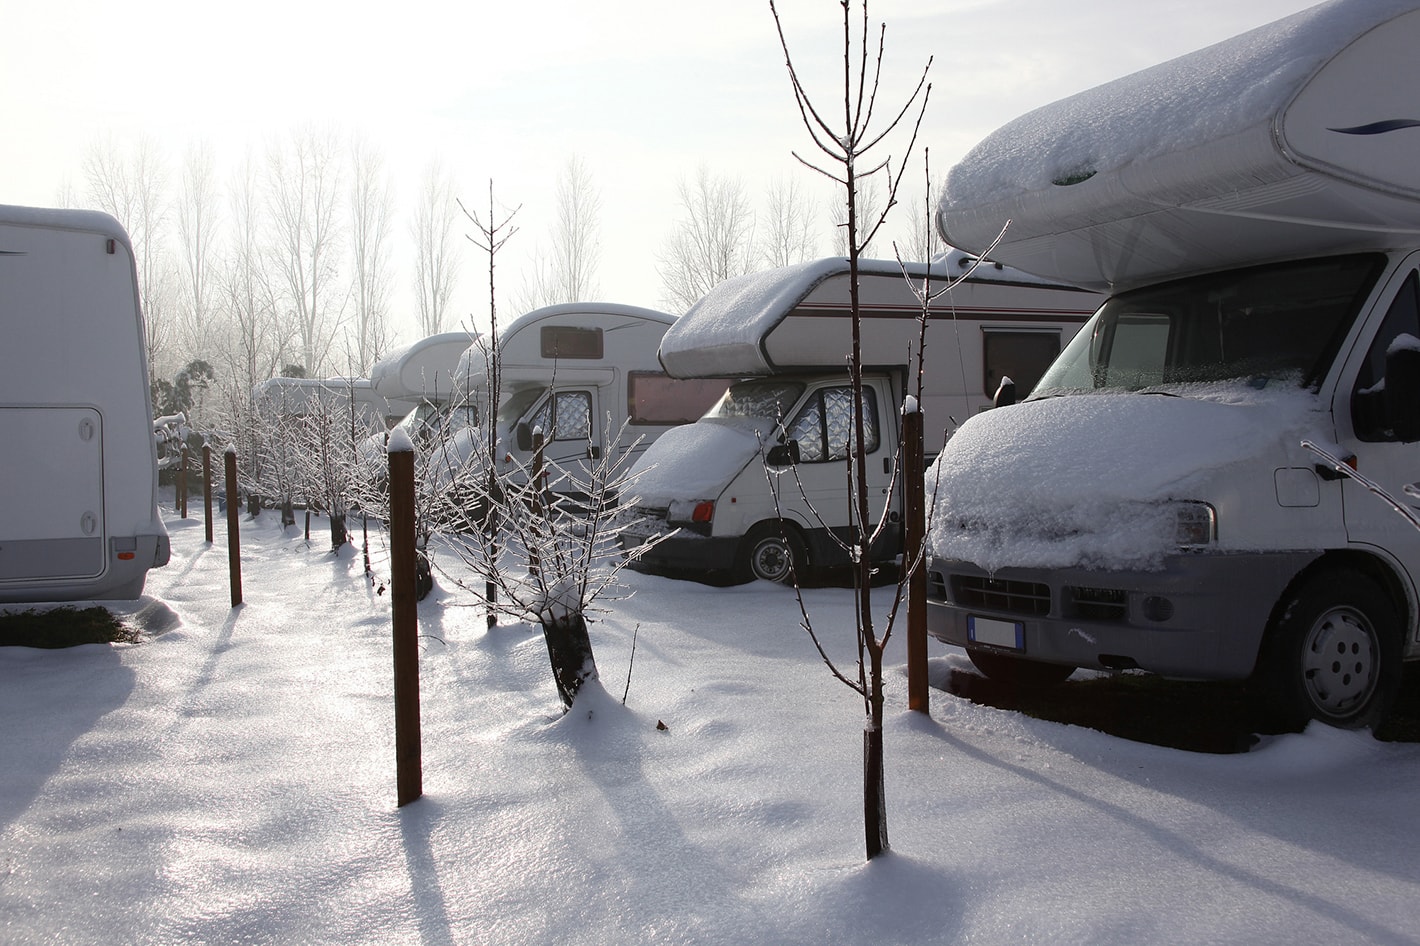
864;646;889;858
542;612;598;710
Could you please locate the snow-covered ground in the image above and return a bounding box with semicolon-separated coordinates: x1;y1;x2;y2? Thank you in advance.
3;498;1420;945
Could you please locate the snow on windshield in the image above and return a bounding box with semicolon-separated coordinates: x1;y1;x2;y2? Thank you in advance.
927;383;1326;572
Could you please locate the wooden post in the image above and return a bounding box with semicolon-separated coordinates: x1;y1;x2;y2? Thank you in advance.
224;447;243;607
904;406;929;713
178;447;189;519
202;445;214;544
388;437;423;806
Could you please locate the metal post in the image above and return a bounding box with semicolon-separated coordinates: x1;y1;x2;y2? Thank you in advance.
389;441;423;806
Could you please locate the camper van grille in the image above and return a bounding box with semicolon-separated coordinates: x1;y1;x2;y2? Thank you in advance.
952;576;1050;616
1063;586;1128;621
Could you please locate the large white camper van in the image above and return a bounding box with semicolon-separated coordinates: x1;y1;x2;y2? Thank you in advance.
0;205;170;602
371;331;479;429
368;331;481;458
251;377;391;432
622;256;1101;583
924;0;1420;728
456;303;730;480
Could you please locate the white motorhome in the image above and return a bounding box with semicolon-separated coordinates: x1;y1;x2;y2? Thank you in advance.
457;303;730;480
622;256;1101;583
0;205;170;602
370;331;480;432
924;0;1420;729
251;377;391;433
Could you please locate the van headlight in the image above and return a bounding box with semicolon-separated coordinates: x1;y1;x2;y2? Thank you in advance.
1175;502;1216;547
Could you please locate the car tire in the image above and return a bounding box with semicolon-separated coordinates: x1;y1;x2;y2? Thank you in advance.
966;646;1076;687
1255;568;1402;729
739;523;805;585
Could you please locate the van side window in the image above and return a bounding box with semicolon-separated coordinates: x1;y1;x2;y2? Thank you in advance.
626;372;732;425
982;330;1062;398
540;326;603;359
1352;270;1420;442
787;386;880;462
530;390;593;441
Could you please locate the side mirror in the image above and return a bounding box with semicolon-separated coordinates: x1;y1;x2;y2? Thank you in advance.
516;422;533;452
993;376;1017;409
766;440;801;467
1386;341;1420;442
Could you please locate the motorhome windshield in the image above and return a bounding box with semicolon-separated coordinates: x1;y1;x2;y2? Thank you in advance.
708;380;807;421
1032;254;1384;397
498;387;546;425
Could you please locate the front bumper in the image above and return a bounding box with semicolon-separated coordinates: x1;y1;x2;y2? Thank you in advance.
926;551;1321;679
620;526;741;576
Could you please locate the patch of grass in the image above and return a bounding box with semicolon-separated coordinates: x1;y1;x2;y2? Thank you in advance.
940;664;1420;753
0;607;137;648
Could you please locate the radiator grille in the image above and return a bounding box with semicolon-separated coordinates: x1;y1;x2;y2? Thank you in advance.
951;575;1050;616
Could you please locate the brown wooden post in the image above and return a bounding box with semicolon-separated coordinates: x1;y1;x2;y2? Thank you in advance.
388;437;423;807
178;447;189;519
224;446;243;607
202;445;214;544
904;406;929;713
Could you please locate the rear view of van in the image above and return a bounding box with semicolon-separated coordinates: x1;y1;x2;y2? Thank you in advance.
0;205;169;602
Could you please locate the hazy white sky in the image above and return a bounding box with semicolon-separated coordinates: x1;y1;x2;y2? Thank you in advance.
3;0;1320;342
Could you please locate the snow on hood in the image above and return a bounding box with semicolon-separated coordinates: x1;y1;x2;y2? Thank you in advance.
627;420;769;507
927;384;1327;572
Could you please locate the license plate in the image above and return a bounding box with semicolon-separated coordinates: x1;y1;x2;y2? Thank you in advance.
968;615;1024;651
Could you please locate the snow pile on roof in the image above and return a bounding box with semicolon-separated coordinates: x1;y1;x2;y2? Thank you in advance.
928;384;1327;572
660;259;846;377
939;0;1414;212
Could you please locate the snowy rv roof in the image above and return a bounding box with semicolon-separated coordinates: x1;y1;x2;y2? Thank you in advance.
936;0;1420;292
659;255;1068;378
370;331;478;403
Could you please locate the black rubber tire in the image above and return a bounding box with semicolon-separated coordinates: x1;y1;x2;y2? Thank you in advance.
1255;569;1402;730
738;523;806;585
966;646;1077;687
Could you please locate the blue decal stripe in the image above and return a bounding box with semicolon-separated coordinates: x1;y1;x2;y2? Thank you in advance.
1329;119;1420;135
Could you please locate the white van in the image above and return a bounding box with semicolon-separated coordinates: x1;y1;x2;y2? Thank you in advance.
0;205;170;602
924;0;1420;728
622;256;1101;583
456;303;730;481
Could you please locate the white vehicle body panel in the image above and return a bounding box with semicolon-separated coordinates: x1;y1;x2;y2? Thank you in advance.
0;205;169;602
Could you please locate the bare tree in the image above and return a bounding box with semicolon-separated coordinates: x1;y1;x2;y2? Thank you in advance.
459;180;521;629
265;126;346;377
85;133;175;384
895;164;943;263
517;154;603;311
657;167;757;312
348;136;395;374
831;177;883;258
412;160;460;337
440;422;671;710
218;152;282;397
758;174;821;268
175;141;221;408
770;0;931;861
